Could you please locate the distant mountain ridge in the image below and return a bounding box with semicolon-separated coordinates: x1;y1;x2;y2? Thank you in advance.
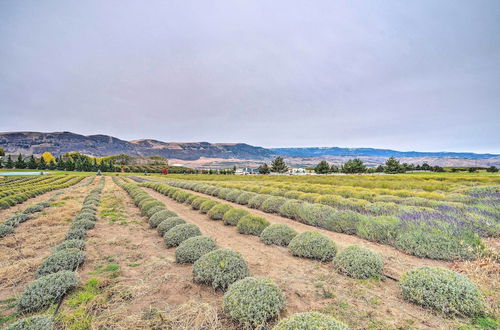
0;131;273;160
270;147;499;159
0;131;498;162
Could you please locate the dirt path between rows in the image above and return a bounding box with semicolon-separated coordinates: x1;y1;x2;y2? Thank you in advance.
150;185;449;278
74;177;233;329
145;187;452;329
0;177;99;302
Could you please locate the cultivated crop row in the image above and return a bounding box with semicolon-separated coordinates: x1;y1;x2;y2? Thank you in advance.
139;180;489;325
164;179;498;234
154;179;492;261
114;177;354;328
4;177;104;329
0;175;85;209
171;172;500;192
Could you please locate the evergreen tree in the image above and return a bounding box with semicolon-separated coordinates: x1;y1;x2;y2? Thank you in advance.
48;160;57;170
330;164;339;173
15;154;26;169
270;156;288;173
27;155;37;169
65;159;75;171
384;157;405;174
5;155;14;169
0;147;4;156
421;163;431;171
375;165;385;172
258;163;270;174
341;158;366;174
38;157;46;170
56;157;64;170
314;160;330;174
486;166;499;173
0;158;3;168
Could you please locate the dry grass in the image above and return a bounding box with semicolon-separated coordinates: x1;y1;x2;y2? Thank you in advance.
0;181;98;297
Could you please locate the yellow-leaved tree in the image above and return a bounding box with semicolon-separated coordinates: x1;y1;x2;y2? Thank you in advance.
41;152;56;163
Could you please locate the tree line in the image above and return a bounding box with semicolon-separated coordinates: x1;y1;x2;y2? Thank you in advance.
257;156;498;174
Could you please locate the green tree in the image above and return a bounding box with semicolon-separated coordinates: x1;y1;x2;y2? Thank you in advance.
341;158;366;174
56;157;64;170
258;163;270;174
421;163;431;171
314;160;330;174
38;157;47;170
27;155;37;169
384;157;405;174
375;165;385;172
330;164;339;173
0;147;4;156
432;166;445;172
15;154;26;169
48;160;57;170
5;155;14;169
270;157;288;173
468;167;477;173
486;166;499;173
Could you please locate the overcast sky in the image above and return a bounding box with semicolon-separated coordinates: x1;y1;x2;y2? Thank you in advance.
0;1;499;153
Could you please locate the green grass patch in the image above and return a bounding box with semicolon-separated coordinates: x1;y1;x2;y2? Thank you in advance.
127;263;141;267
56;278;105;330
93;263;121;278
100;195;127;224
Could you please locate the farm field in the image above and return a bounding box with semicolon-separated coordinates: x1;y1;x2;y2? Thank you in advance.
0;172;498;329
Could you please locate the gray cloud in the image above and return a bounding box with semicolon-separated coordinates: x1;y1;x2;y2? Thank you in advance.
1;0;499;152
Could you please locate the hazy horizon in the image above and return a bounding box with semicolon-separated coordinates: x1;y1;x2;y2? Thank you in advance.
1;1;499;153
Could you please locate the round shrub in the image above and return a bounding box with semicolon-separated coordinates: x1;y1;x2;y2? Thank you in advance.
5;214;31;227
191;197;209;210
248;195;268;209
235;192;256;205
18;270;79;313
157;217;186;236
334;245;384;279
226;190;243;202
0;224;14;238
4;315;53;330
260;197;288;214
272;312;348;330
223;277;286;327
53;239;86;253
207;203;233;220
279;200;305;220
260;224;298;246
164;223;202;248
200;200;218;214
75;212;96;222
141;200;164;216
36;249;86;277
23;204;45;214
399;266;484;317
144;205;165;218
175;236;218;263
173;191;190;203
65;227;87;240
222;209;250;226
288;231;336;261
193;248;249;289
72;219;95;230
394;229;477;261
186;194;199;205
356;216;398;245
237;215;270;236
148;209;177;228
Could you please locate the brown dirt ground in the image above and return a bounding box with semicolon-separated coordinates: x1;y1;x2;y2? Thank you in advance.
0;177;98;302
66;177;237;329
143;187;461;329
